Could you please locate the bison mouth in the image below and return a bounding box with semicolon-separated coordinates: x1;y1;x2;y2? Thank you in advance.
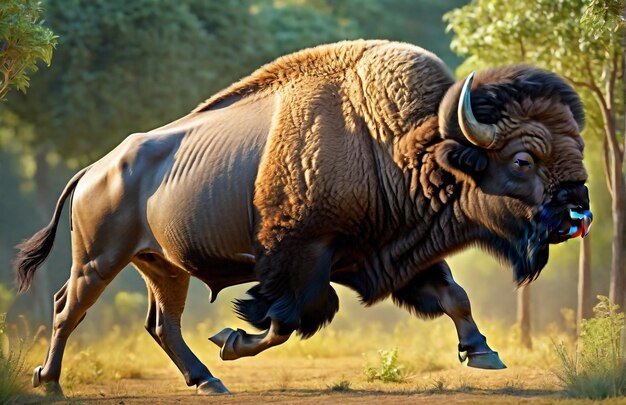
481;203;592;285
544;207;592;244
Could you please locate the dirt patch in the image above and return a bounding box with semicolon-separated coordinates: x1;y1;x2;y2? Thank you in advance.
14;356;604;404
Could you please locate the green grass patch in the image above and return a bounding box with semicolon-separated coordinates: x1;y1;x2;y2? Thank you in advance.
554;296;625;399
0;313;27;403
364;347;405;383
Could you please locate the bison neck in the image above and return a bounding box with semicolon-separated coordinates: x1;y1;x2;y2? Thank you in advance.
332;152;478;305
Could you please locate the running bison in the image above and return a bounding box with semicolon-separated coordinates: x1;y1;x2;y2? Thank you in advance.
15;40;592;395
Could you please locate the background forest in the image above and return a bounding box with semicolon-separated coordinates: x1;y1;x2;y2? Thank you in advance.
0;0;621;369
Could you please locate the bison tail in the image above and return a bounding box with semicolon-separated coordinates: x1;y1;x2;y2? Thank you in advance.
14;166;90;293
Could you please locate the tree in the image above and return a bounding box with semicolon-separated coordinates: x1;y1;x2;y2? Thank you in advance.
307;0;467;67
1;0;479;325
444;0;625;342
0;0;56;100
0;0;55;321
0;0;371;323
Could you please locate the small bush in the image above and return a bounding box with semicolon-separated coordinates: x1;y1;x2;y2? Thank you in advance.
554;296;625;399
0;313;26;403
364;347;405;383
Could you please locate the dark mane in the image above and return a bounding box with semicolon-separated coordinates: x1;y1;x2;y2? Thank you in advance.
439;65;585;141
470;65;585;129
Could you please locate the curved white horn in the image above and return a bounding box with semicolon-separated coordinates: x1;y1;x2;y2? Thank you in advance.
458;72;498;148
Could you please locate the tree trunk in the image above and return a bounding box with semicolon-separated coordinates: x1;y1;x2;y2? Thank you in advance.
622;2;626;370
517;285;532;349
29;150;53;324
608;176;625;309
577;235;592;337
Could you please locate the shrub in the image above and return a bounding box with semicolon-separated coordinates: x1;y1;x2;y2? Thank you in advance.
364;347;405;383
554;296;625;399
0;313;26;403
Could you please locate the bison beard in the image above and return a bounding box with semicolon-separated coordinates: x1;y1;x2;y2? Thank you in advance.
14;40;590;395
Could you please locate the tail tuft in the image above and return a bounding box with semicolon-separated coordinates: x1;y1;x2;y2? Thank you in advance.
12;165;91;294
14;222;59;293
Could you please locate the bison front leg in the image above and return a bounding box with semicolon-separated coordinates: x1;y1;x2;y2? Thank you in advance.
210;240;338;360
392;261;506;370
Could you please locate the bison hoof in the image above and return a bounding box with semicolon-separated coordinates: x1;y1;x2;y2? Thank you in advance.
219;328;243;361
33;365;64;396
32;366;42;388
209;328;235;348
197;377;230;394
466;351;507;370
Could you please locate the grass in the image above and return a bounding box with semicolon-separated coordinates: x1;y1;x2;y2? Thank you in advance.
328;378;352;391
0;314;29;403
363;347;405;383
428;377;447;393
0;297;619;402
554;296;625;399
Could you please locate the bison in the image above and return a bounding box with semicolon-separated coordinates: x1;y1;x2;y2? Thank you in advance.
15;40;592;395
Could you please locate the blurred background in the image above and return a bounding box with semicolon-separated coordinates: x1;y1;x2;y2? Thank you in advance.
0;0;619;349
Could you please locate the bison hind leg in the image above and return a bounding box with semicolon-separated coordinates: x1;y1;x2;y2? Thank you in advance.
233;285;272;330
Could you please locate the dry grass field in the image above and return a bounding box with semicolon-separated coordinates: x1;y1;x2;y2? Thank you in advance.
7;311;624;405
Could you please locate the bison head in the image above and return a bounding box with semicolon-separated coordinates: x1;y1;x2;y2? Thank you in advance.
435;66;591;284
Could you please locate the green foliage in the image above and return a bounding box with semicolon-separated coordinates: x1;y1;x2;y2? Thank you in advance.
317;0;467;67
254;1;359;56
444;0;618;305
444;0;621;138
1;0;365;167
5;0;261;165
0;314;27;403
0;0;56;100
0;313;41;404
581;0;623;42
113;291;146;321
364;347;405;383
1;0;467;169
0;283;15;313
554;296;625;399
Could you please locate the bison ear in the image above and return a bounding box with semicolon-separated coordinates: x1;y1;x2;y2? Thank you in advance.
435;139;488;182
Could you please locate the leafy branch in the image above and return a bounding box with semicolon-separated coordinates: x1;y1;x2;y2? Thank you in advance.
0;0;56;100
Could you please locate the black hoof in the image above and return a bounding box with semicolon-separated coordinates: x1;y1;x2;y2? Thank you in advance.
33;366;65;396
209;328;235;348
219;329;242;361
32;366;42;388
467;351;507;370
197;377;230;394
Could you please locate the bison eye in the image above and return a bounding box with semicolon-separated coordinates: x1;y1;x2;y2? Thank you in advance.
512;152;534;174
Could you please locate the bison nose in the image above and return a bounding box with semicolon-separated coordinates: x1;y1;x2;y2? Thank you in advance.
554;182;590;209
548;182;592;242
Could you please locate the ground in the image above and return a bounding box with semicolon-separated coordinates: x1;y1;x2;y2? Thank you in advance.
7;290;625;404
13;350;626;404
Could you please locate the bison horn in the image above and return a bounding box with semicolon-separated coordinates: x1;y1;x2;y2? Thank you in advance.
458;72;498;148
